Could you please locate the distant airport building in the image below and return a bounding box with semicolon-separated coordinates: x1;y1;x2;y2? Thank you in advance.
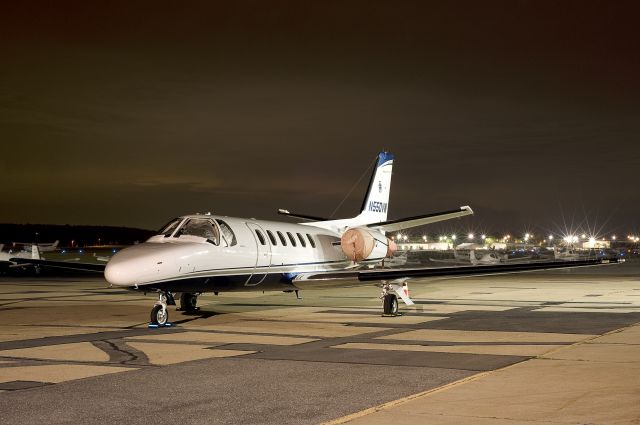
582;239;610;249
397;242;450;251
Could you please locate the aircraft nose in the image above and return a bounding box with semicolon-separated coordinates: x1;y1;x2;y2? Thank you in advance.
104;244;166;286
104;257;130;286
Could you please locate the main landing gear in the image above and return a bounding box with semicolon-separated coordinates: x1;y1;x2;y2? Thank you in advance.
380;282;399;317
179;292;200;312
149;291;175;327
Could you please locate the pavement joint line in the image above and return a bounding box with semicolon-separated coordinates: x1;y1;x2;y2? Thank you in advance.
240;354;493;371
320;369;497;425
321;321;640;425
534;320;640;358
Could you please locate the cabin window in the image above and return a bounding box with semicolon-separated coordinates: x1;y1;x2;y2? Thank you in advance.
216;219;237;246
287;232;297;247
266;230;277;245
255;230;266;245
177;219;219;245
277;231;287;246
306;234;316;248
297;233;306;247
158;218;182;237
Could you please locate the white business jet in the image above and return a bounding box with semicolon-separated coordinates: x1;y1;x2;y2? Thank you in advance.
1;244;41;268
16;152;620;325
14;240;59;253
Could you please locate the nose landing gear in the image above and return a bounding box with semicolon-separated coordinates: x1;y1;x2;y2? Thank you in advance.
149;291;175;327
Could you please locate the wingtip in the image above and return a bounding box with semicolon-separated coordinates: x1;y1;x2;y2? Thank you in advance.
460;205;474;214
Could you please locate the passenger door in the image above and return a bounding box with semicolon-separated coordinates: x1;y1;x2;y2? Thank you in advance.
245;222;272;286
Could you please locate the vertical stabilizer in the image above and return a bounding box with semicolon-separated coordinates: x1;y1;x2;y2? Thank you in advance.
469;249;478;265
31;245;41;260
357;151;394;224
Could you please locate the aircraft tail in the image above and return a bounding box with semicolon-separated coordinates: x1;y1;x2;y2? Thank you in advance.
469;249;478;265
297;151;394;231
353;151;394;225
31;245;41;260
300;150;472;234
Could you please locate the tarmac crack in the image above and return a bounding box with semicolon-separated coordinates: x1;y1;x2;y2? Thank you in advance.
92;340;150;365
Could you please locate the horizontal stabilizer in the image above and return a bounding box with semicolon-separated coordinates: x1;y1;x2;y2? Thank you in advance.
277;209;329;222
367;206;473;232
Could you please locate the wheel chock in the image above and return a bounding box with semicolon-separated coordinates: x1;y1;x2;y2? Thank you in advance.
148;322;174;329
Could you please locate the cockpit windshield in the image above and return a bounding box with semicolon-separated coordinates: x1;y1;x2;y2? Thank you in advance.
158;218;182;237
216;219;237;246
176;219;220;245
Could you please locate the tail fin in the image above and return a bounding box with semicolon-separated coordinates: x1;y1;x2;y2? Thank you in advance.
469;249;478;265
31;245;41;260
357;151;394;224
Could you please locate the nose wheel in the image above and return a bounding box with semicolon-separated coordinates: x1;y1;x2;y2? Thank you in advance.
150;304;168;326
149;291;175;327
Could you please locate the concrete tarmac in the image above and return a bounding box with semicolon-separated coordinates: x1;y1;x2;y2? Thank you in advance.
0;259;639;424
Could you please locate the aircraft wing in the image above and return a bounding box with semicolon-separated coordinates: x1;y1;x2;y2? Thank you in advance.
367;206;473;232
292;257;622;289
10;258;106;273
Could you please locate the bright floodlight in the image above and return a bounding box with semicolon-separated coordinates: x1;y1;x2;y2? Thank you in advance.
403;235;408;241
612;235;616;240
581;234;587;239
548;235;554;240
468;233;474;240
481;234;486;240
452;234;457;240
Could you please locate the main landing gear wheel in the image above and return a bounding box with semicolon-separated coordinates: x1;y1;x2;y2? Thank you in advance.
179;293;199;312
382;293;399;316
150;304;168;326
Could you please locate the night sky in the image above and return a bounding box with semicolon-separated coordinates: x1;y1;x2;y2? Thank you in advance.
2;1;639;238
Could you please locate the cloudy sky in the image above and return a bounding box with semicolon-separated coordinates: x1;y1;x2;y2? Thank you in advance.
1;1;639;237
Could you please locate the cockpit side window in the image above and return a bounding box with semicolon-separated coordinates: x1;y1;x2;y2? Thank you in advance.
158;218;182;237
177;219;219;245
216;219;237;246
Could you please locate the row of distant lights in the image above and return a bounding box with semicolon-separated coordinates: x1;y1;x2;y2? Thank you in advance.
392;233;488;242
392;233;640;243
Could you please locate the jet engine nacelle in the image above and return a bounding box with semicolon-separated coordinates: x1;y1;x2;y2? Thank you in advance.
340;228;397;262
